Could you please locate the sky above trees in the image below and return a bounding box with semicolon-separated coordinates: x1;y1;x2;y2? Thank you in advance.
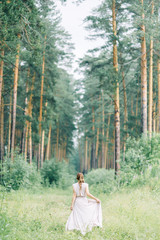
56;0;104;78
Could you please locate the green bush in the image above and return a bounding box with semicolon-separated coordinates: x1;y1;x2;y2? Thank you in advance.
85;168;118;194
1;154;41;190
120;134;160;186
40;158;74;189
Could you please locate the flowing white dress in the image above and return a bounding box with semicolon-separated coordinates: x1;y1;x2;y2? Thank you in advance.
65;182;102;235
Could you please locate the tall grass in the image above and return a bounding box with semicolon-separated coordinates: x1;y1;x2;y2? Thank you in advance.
1;185;160;240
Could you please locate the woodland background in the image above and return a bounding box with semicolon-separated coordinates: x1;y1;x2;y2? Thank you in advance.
0;0;160;239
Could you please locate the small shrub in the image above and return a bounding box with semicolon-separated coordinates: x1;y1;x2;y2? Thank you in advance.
40;158;74;189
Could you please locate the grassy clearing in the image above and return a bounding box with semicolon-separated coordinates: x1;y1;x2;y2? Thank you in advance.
1;186;160;240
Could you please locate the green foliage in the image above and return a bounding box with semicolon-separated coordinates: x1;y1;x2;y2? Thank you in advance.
120;134;160;186
40;159;74;189
85;168;118;194
1;154;41;190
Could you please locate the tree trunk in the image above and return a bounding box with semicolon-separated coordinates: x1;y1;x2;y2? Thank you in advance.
95;126;99;168
8;91;12;157
85;135;88;173
0;49;4;109
63;136;67;160
56;121;59;160
157;58;160;132
112;129;115;169
131;95;134;132
91;106;96;169
122;70;128;127
141;0;148;135
88;141;91;170
122;67;128;161
22;69;30;155
28;72;35;164
95;95;101;168
24;122;29;162
112;0;120;174
77;123;82;171
98;151;102;168
131;95;134;116
136;87;140;131
24;70;30;161
0;97;4;161
46;125;51;160
38;35;46;168
11;34;20;161
148;1;154;137
60;142;64;162
152;96;156;133
105;114;111;169
41;101;48;166
41;130;45;167
28;122;32;165
101;90;105;168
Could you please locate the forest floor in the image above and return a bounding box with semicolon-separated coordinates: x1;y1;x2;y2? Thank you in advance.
1;185;160;240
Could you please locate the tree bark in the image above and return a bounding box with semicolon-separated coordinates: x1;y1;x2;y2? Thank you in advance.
88;141;91;170
122;67;128;161
152;95;156;133
136;87;140;131
85;135;88;173
28;122;32;165
11;34;20;161
41;130;45;167
41;101;48;166
148;1;154;137
22;69;29;155
101;90;105;168
95;95;101;168
56;121;59;160
141;0;148;135
95;126;99;168
38;35;46;168
24;122;29;162
8;91;12;157
105;114;111;169
24;70;29;161
0;49;4;109
77;123;82;171
112;0;120;173
28;72;35;164
0;97;4;161
91;106;96;169
46;125;51;160
157;58;160;132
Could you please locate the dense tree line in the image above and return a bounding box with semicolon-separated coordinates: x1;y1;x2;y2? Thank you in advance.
1;0;160;176
0;0;75;169
76;0;160;173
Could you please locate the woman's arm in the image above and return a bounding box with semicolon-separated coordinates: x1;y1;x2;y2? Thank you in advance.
70;186;76;210
85;184;100;203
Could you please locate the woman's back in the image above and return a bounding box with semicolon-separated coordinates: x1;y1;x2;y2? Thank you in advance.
73;182;88;197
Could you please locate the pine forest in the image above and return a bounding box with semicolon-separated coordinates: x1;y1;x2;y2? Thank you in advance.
1;1;160;239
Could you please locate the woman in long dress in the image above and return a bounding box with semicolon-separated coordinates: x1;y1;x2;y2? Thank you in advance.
66;173;102;235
